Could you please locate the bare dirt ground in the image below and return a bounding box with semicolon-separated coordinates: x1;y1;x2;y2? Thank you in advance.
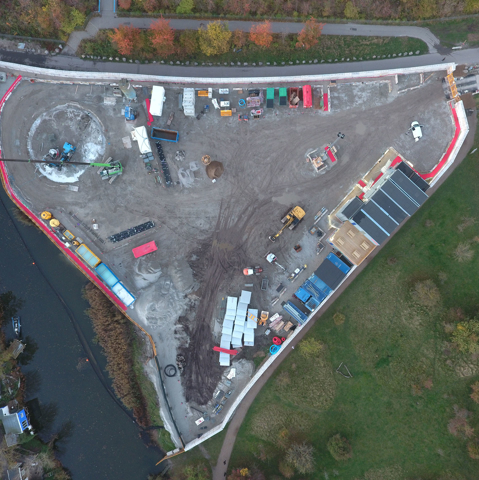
0;72;453;442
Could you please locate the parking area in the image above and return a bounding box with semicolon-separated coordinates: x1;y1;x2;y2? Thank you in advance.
0;71;453;443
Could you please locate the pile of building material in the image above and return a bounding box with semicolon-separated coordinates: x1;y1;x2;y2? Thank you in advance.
269;313;284;332
183;88;195;117
219;290;256;366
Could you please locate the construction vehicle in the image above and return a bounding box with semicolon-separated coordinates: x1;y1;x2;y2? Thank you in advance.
288;264;307;282
97;157;123;182
269;206;305;242
42;142;76;170
243;266;263;276
2;157;123;180
124;105;138;121
260;311;269;326
265;252;286;271
41;211;81;247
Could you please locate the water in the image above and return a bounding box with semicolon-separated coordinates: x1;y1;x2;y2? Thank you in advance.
0;187;163;479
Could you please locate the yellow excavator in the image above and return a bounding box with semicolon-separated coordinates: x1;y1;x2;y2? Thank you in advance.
269;206;305;242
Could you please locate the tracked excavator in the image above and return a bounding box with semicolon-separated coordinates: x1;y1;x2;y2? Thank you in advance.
269;206;305;242
1;156;123;181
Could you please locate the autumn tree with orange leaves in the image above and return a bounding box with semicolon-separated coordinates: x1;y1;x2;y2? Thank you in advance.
249;21;273;48
296;17;324;49
110;24;143;56
149;16;175;57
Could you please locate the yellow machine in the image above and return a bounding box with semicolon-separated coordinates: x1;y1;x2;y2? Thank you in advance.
269;206;305;242
41;211;52;220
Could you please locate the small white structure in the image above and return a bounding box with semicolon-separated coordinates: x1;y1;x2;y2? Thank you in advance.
183;88;195;117
131;126;152;154
150;86;165;117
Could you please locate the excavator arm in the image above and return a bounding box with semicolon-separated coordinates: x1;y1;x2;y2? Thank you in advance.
269;215;294;242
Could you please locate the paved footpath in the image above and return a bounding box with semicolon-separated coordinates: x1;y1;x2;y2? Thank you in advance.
64;0;441;54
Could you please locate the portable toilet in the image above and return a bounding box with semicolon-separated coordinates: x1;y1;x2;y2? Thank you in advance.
266;88;274;108
279;88;287;106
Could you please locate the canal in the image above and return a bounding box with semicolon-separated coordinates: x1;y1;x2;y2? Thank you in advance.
0;187;163;479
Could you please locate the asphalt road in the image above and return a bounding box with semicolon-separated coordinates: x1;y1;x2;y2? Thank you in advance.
1;47;478;80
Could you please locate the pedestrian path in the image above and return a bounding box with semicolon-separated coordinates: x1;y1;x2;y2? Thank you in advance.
63;3;440;55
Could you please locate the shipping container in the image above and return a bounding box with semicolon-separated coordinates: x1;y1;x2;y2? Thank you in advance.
95;263;120;287
132;241;158;258
111;282;135;307
75;244;101;268
150;128;179;143
303;85;312;108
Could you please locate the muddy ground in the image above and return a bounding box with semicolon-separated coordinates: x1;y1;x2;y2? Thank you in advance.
0;72;453;442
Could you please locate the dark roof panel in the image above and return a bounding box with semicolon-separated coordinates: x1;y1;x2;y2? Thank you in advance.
381;181;419;215
352;211;388;244
390;170;428;205
361;202;398;234
370;190;408;224
314;258;347;290
395;162;429;192
341;196;363;220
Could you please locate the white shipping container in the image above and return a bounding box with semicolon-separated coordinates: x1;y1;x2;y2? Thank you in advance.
150;86;165;116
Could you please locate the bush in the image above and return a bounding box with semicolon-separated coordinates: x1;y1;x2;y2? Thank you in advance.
109;24;143;56
452;319;479;354
327;433;352;460
178;30;198;57
470;381;479;404
411;279;441;308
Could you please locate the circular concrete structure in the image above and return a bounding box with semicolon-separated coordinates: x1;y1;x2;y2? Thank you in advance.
27;104;106;183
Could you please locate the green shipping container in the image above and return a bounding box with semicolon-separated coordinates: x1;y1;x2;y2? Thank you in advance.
266;88;274;108
279;88;287;106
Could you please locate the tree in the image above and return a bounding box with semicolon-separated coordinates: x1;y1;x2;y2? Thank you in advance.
286;442;315;474
452;319;479;354
176;0;194;14
468;440;479;459
149;16;175;57
327;433;352;460
178;30;198;56
118;0;132;9
249;21;273;48
298;337;323;358
61;7;86;36
454;242;474;263
411;279;441;308
278;460;295;478
110;24;143;56
232;29;247;49
296;17;324;49
344;1;360;19
465;0;479;13
144;0;160;12
471;381;479;404
198;21;232;56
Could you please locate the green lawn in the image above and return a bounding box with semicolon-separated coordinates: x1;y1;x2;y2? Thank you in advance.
78;31;426;65
427;18;479;48
229;123;479;478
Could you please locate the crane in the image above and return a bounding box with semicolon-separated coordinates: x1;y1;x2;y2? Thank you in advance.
0;157;123;179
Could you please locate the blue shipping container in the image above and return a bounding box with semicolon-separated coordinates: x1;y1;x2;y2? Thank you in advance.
95;263;120;287
326;252;350;274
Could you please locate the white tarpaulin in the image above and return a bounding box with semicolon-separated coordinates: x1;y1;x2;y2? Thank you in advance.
131;126;152;154
150;86;165;116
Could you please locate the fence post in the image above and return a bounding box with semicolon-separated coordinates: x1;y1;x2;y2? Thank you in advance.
98;0;100;13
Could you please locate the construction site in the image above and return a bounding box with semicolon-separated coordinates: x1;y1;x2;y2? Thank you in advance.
0;65;468;450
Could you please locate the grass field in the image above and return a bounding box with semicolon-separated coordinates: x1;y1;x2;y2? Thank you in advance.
228;123;479;478
427;18;479;48
78;31;426;65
